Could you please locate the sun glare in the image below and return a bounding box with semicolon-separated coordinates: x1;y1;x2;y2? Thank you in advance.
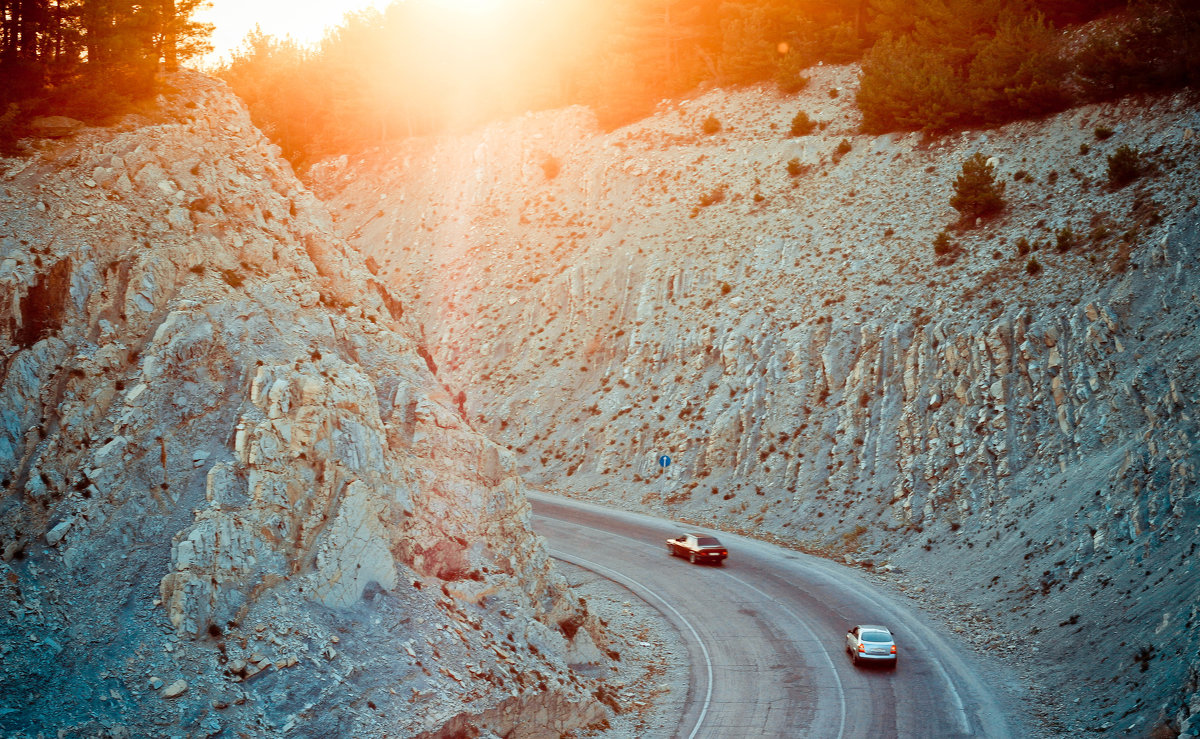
199;0;392;63
442;0;507;15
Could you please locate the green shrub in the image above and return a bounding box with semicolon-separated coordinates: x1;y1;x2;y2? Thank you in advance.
777;72;810;95
1074;5;1200;100
966;11;1067;123
1026;255;1042;275
1106;144;1142;189
541;154;561;179
857;35;966;133
858;5;1070;133
702;115;722;135
0;102;29;157
1079;143;1090;155
1016;236;1031;256
789;110;816;137
950;153;1006;222
774;50;810;94
835;139;852;156
1055;225;1075;252
786;157;805;177
933;230;955;256
1094;125;1114;140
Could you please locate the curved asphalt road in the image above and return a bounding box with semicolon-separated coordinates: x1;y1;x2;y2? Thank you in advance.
529;492;1019;739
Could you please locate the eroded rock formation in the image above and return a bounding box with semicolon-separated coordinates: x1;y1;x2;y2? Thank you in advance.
0;72;608;737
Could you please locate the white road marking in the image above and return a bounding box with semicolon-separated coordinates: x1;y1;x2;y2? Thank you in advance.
536;505;980;737
547;548;714;739
720;571;847;739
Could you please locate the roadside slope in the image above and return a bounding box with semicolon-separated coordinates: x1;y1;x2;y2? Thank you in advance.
318;65;1200;735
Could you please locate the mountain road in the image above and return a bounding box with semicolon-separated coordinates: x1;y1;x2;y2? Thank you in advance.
529;492;1022;739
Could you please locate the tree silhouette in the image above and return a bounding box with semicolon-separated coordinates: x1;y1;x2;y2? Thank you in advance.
0;0;212;112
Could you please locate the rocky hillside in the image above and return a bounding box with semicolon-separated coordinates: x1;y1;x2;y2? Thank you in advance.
317;64;1200;736
0;72;613;737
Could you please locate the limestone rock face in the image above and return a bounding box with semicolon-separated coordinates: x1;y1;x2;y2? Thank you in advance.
0;71;606;736
318;66;1200;736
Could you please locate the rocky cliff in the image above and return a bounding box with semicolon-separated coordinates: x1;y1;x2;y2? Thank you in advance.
0;71;610;737
318;65;1200;736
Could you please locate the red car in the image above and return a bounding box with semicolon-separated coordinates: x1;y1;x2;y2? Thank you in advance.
667;533;728;565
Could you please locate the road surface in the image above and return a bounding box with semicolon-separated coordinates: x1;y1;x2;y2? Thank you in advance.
530;492;1021;739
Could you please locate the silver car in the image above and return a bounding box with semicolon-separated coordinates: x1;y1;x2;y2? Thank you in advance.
846;624;898;668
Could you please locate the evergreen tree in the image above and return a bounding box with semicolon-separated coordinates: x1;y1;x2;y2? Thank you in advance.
968;10;1066;122
950;152;1006;221
0;0;211;110
857;34;966;132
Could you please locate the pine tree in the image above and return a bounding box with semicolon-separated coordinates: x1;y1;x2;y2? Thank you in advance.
857;34;966;133
950;152;1006;222
0;0;210;108
968;11;1066;122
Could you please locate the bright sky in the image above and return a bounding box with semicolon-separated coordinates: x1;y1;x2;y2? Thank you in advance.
196;0;393;64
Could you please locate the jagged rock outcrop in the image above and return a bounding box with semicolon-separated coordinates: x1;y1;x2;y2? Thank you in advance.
319;65;1200;736
0;71;609;737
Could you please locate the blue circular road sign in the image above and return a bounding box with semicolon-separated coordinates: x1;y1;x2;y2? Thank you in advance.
658;455;671;468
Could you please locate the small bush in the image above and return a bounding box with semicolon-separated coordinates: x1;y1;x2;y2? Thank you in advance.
698;183;727;207
786;158;805;177
828;87;839;98
835;139;852;158
1013;170;1030;182
1026;256;1042;275
1094;125;1114;140
1112;239;1132;274
1074;5;1200;100
789;110;816;137
932;230;955;256
1016;236;1031;256
1055;225;1075;252
950;153;1006;223
1106;144;1142;189
776;69;810;95
701;115;721;135
541;154;561;180
1079;143;1090;155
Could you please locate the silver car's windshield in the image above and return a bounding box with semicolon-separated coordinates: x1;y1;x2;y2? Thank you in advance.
861;631;891;642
